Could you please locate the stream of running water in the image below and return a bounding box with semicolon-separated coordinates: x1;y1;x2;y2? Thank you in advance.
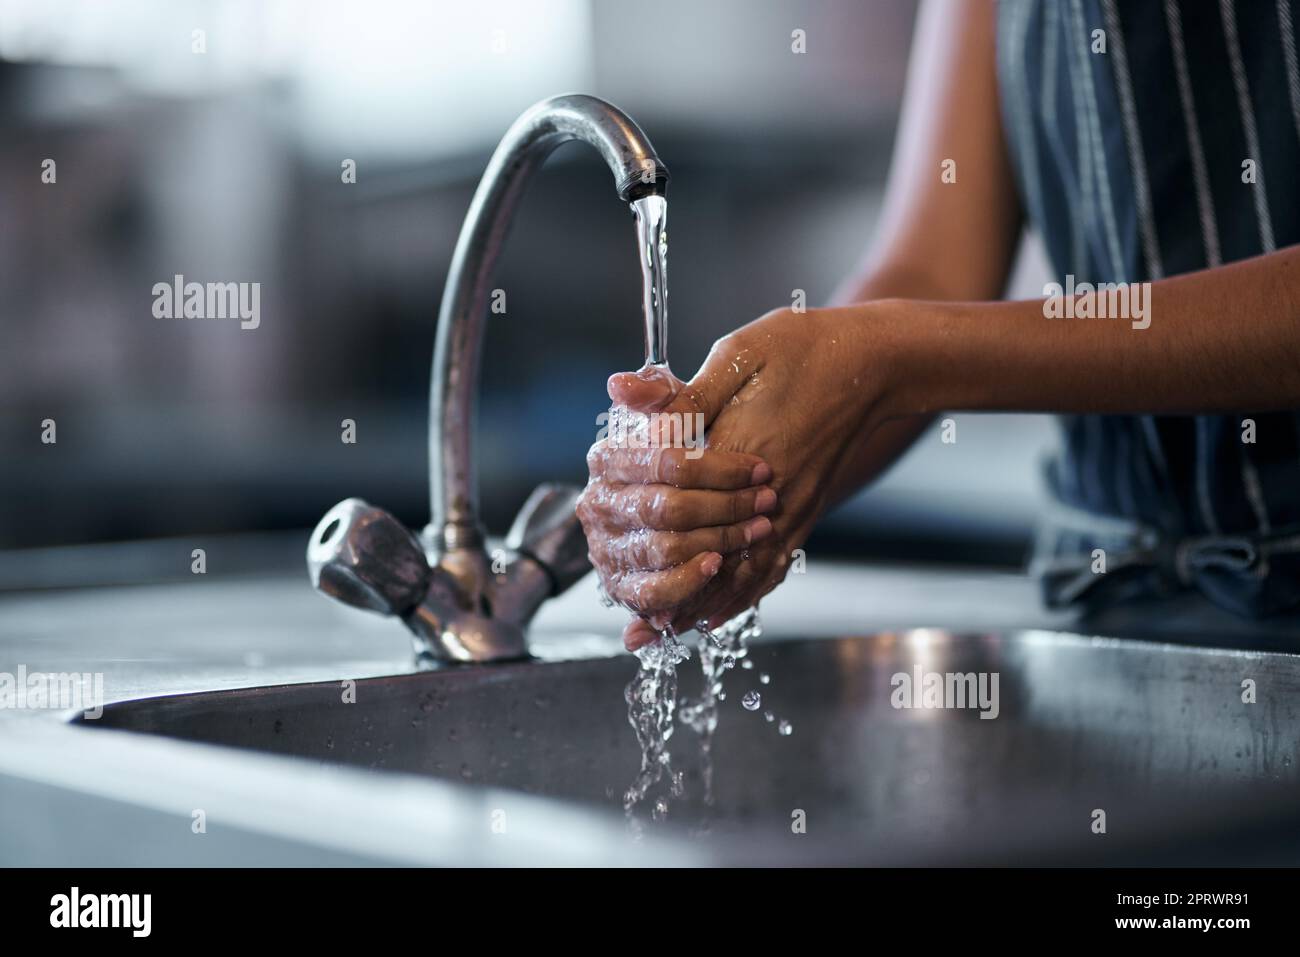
615;195;789;830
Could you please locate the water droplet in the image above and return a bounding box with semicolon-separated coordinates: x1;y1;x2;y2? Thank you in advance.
763;710;775;722
759;672;770;685
741;690;762;711
741;659;754;670
778;719;793;736
722;655;736;669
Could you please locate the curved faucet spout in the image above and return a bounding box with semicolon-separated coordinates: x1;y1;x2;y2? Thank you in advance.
310;94;669;665
429;94;670;550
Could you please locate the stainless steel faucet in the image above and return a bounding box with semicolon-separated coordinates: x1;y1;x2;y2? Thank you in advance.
307;94;669;666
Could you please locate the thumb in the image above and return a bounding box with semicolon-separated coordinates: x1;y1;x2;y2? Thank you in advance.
670;334;761;427
607;365;681;412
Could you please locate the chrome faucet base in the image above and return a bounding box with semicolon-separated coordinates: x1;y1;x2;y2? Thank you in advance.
308;492;559;665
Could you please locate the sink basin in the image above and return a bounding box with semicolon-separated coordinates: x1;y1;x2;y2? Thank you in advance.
76;630;1300;864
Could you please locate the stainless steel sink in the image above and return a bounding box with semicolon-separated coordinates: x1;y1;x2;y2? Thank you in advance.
75;630;1300;865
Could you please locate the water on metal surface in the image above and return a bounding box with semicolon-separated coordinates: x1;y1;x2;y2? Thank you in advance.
79;630;1300;863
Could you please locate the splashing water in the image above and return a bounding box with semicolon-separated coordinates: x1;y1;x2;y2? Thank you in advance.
622;625;689;829
676;608;762;805
612;193;786;827
623;610;762;823
612;193;682;826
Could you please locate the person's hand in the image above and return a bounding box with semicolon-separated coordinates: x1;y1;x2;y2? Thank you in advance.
576;365;779;648
589;303;905;649
664;304;899;631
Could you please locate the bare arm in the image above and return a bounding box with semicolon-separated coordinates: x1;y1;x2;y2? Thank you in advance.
824;0;1022;504
885;245;1300;418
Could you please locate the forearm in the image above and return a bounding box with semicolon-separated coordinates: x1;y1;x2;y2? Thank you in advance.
887;245;1300;418
822;267;947;507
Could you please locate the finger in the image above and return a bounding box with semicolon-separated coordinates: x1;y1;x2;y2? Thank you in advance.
671;334;764;426
608;366;680;411
605;551;722;616
590;444;772;489
591;516;773;572
702;561;784;631
591;484;777;531
670;591;720;636
623;617;662;652
669;544;775;633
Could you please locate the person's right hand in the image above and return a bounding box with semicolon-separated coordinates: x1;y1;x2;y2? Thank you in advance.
576;365;777;649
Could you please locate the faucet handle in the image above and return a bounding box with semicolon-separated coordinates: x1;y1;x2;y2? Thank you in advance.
505;483;592;594
308;499;432;616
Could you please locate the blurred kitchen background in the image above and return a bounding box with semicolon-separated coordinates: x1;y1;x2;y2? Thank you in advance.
0;0;1056;589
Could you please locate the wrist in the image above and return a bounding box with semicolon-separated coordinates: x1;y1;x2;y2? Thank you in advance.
841;298;965;421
